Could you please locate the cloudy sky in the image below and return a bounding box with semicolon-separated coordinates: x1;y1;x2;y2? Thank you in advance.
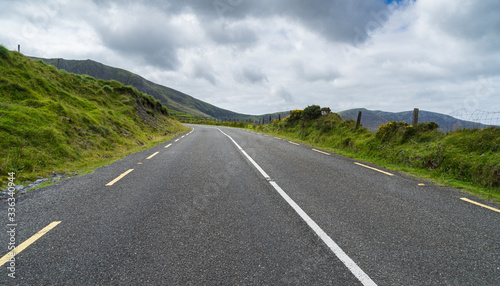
1;0;499;116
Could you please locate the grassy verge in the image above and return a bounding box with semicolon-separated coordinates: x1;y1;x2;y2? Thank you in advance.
180;118;251;128
0;46;189;188
253;108;500;202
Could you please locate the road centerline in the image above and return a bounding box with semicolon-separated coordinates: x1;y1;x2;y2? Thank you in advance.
0;221;62;267
146;152;160;160
217;128;377;286
105;169;134;186
312;148;331;156
354;162;393;176
460;198;500;213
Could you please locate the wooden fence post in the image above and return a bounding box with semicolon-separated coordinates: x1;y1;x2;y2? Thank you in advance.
413;108;419;126
18;44;20;53
356;111;362;130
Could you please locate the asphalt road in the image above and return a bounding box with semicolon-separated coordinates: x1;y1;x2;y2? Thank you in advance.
0;124;498;285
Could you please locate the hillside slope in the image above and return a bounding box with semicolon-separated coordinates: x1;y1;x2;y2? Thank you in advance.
34;57;253;120
0;46;188;185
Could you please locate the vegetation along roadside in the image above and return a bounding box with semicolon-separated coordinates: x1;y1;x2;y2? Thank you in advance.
194;105;500;202
0;46;189;193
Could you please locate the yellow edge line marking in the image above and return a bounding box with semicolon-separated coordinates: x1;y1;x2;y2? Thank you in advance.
354;162;393;176
175;138;180;142
106;169;134;186
0;221;62;267
460;198;500;213
274;137;281;139
146;152;159;160
165;143;172;148
288;141;300;146
312;149;331;156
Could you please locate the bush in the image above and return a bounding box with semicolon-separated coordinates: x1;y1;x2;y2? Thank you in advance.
0;45;9;59
376;121;409;142
303;105;322;121
102;85;113;93
160;105;169;116
321;107;331;115
285;109;303;124
417;121;439;132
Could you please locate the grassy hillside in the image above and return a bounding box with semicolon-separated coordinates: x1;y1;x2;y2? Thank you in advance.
34;58;250;119
35;57;294;122
0;46;189;186
251;106;500;201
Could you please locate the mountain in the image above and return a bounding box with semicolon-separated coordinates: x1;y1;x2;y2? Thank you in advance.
338;108;490;132
34;57;488;131
32;57;259;120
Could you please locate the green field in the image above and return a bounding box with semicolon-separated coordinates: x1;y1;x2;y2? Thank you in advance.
0;46;189;187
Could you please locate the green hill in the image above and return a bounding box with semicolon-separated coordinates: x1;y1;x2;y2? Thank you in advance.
33;57;248;120
32;58;488;131
34;57;292;122
0;46;188;186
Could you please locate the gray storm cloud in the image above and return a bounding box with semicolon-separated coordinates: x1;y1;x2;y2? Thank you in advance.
1;0;498;115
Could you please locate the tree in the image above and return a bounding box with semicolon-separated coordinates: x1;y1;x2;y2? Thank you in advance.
303;105;322;121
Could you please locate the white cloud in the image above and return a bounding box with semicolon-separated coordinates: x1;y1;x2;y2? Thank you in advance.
0;0;498;116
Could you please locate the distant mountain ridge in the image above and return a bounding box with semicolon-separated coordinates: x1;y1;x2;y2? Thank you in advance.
34;57;492;131
32;57;254;120
338;108;490;132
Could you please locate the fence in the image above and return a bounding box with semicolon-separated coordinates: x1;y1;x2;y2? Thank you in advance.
416;109;500;133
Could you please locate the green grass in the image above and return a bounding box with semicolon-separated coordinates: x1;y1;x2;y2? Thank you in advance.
180;118;254;128
0;46;189;187
242;109;500;202
0;45;9;59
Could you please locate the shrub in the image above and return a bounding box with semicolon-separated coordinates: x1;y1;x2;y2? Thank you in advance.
102;85;113;93
303;105;322;121
285;109;303;123
402;125;417;142
160;106;169;116
417;121;439;132
376;121;409;142
0;45;9;59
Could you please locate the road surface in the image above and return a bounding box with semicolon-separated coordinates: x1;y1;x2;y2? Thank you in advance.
1;124;498;285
